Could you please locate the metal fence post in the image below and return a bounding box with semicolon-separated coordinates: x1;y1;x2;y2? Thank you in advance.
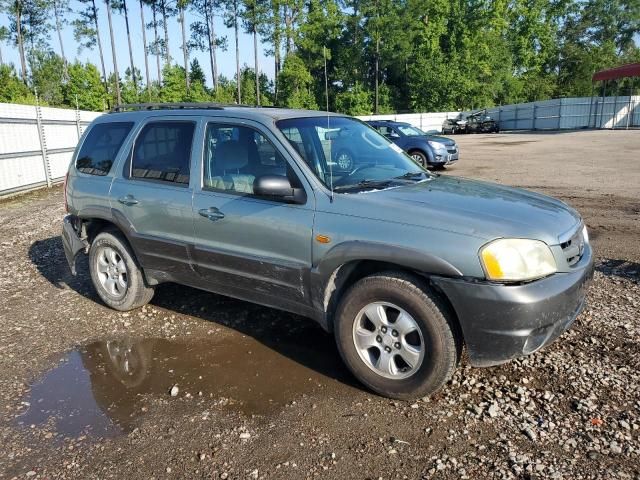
34;91;52;188
75;95;82;139
532;103;537;130
626;88;633;129
613;88;619;130
586;84;595;128
558;98;563;130
514;104;519;130
598;81;607;128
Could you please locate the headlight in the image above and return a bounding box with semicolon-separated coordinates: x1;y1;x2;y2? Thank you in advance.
427;141;445;150
480;238;557;282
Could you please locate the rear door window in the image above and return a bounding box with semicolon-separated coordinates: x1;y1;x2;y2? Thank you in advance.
76;122;133;175
130;121;196;185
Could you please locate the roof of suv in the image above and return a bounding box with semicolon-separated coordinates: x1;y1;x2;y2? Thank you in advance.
367;120;410;126
104;103;342;124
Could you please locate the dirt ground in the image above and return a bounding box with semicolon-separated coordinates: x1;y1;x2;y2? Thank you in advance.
0;130;638;480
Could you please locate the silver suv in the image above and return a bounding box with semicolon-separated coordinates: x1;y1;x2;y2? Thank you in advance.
62;103;594;399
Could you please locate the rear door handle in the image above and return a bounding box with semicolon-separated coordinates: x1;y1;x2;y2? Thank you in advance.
198;207;225;221
118;195;139;206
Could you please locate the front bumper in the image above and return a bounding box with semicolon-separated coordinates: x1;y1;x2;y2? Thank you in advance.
431;149;459;165
432;245;594;367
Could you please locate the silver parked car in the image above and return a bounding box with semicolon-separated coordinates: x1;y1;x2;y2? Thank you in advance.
63;103;593;399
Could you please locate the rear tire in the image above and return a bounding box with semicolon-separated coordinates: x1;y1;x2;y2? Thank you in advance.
89;230;154;311
334;272;460;399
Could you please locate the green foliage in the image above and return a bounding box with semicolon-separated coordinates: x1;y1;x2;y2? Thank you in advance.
277;54;317;109
121;67;143;104
238;65;273;105
189;58;206;86
160;64;190;102
211;76;238;102
1;0;638;113
29;49;66;105
0;64;37;104
63;61;108;110
335;83;372;116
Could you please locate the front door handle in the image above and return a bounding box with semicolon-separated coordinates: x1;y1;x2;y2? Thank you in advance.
118;195;139;206
198;207;225;221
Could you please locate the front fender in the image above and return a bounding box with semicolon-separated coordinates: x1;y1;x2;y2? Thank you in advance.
309;240;464;329
406;141;434;161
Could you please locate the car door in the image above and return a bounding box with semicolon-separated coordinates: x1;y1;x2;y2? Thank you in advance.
190;118;315;311
387;126;410;150
109;116;202;282
377;125;403;148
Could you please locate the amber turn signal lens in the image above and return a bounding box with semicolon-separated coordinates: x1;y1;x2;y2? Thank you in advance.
315;235;331;244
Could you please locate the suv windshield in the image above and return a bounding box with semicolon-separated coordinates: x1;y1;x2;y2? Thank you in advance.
277;116;428;192
396;125;426;136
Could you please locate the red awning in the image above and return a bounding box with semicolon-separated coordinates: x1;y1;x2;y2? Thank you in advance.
592;63;640;82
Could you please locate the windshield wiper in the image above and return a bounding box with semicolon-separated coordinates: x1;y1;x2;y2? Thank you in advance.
334;179;393;192
394;171;426;180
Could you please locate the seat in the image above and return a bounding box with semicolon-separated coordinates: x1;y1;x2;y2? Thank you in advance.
211;140;255;194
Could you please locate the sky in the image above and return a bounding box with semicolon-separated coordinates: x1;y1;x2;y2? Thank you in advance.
0;0;275;88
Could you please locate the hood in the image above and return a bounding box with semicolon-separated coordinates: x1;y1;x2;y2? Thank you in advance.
339;175;581;245
422;135;456;146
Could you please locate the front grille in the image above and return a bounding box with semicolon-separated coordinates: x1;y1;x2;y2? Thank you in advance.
447;147;457;154
561;226;585;267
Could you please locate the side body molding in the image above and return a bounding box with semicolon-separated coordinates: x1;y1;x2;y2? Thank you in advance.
309;241;464;330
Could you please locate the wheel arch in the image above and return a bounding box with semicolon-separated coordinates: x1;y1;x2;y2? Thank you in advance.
311;241;463;332
74;210;149;281
407;146;432;163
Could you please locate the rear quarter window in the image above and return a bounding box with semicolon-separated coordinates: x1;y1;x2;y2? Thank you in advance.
75;122;134;175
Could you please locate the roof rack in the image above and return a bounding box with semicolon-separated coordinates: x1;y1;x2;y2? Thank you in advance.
110;102;250;113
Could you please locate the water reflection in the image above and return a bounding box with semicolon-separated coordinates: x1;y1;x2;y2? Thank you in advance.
17;334;349;438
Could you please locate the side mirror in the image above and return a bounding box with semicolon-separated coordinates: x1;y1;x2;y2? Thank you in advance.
253;175;306;204
386;131;400;139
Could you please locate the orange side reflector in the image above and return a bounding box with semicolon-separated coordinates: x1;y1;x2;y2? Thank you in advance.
315;235;331;244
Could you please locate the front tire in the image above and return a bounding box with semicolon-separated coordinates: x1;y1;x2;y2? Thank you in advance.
334;272;460;400
409;150;428;167
335;150;354;171
89;230;154;311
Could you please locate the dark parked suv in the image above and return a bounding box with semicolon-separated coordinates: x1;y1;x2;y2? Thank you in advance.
63;104;593;399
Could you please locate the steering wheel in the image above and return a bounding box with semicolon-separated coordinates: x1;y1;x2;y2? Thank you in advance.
333;163;377;185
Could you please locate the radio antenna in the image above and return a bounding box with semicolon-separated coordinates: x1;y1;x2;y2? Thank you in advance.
324;45;334;203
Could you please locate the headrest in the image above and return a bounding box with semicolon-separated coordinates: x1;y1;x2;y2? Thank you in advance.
215;140;248;170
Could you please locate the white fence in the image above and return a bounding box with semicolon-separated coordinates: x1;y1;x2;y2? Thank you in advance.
0;103;102;196
359;95;640;132
358;111;460;133
1;95;638;196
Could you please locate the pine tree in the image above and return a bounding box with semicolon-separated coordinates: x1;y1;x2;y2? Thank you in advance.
222;0;242;102
241;0;268;105
73;0;109;96
178;0;190;91
189;0;226;91
138;0;152;96
104;0;122;104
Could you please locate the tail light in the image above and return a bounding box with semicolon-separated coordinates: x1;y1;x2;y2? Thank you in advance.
63;171;69;213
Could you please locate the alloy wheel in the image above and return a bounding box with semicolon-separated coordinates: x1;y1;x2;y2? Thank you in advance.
352;301;425;380
96;246;128;299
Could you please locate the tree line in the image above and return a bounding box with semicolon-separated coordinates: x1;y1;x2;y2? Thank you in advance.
0;0;639;114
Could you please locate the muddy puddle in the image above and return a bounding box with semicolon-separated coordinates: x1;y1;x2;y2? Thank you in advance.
17;333;352;439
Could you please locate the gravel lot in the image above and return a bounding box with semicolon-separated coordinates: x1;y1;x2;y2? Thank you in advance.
0;130;638;479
